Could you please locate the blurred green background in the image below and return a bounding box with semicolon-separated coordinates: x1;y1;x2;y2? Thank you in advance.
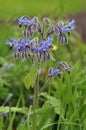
0;0;86;18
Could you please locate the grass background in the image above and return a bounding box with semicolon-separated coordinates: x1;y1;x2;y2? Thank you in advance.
0;0;86;18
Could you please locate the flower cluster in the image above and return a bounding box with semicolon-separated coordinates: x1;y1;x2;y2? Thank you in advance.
6;16;75;63
6;36;53;62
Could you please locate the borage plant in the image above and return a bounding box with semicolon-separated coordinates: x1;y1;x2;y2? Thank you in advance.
6;16;75;129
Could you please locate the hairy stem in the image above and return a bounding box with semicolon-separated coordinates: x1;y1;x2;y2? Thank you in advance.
33;74;39;109
32;74;39;130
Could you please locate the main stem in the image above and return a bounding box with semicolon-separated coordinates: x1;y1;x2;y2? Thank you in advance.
32;74;39;130
33;74;39;109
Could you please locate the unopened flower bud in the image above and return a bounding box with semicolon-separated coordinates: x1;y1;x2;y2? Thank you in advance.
43;17;51;25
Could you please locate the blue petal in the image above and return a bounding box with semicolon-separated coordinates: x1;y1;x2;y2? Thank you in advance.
48;35;53;42
50;69;62;76
41;40;46;48
13;44;18;51
6;40;10;45
18;17;33;25
6;40;12;46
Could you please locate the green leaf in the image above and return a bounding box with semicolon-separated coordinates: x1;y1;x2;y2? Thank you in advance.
37;101;55;129
40;93;63;114
40;122;57;130
0;106;28;115
24;65;38;89
80;104;86;122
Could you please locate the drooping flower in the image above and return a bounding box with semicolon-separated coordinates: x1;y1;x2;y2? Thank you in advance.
18;17;33;26
48;68;62;77
48;61;71;77
53;19;75;43
60;19;75;33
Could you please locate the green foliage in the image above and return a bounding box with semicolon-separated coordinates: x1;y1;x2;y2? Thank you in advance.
0;116;3;130
0;106;28;115
40;93;62;115
24;65;38;89
37;103;55;130
0;0;86;18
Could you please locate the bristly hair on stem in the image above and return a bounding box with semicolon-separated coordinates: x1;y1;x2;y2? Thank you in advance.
33;74;39;109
